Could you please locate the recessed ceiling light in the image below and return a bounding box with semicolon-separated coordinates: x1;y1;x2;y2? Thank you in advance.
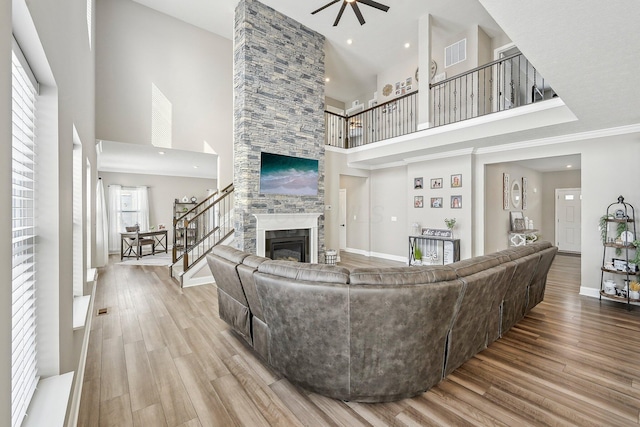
404;43;410;48
566;164;572;168
325;77;330;82
158;151;165;155
347;39;353;45
193;165;199;169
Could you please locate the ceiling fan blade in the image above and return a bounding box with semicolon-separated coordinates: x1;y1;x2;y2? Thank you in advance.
311;0;340;15
357;0;390;12
333;1;347;26
351;2;366;25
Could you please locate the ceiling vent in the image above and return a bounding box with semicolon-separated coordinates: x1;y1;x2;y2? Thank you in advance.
445;38;467;68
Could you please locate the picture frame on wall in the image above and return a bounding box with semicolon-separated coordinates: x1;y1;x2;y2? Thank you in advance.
414;177;423;189
522;177;528;210
510;211;525;232
503;173;510;210
451;174;462;188
414;196;424;208
451;195;462;209
430;178;443;189
431;197;443;208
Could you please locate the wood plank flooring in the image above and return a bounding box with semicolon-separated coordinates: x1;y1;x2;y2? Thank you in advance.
78;253;640;426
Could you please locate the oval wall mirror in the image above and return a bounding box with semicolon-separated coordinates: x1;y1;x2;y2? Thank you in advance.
511;180;521;208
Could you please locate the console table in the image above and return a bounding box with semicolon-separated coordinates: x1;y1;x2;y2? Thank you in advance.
120;229;168;260
409;235;460;266
508;229;539;247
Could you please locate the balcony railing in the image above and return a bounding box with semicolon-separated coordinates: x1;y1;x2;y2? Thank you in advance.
430;53;553;127
325;91;418;149
325;53;553;148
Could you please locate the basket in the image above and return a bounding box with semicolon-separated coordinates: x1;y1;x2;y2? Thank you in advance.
325;249;337;265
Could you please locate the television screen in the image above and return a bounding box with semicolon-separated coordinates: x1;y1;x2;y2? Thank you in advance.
259;152;319;196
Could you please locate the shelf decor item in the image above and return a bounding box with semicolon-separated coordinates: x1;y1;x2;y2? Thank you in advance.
599;195;637;310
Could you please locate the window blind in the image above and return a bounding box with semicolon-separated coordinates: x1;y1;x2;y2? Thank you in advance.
11;44;39;427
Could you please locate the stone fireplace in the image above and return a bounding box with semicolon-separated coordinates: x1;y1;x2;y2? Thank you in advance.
233;0;326;261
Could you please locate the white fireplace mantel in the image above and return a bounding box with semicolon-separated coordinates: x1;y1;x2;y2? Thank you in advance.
253;213;321;263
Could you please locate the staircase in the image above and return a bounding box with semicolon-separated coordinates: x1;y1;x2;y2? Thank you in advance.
170;183;234;287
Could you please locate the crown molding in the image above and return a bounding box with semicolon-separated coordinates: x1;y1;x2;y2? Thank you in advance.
475;123;640;155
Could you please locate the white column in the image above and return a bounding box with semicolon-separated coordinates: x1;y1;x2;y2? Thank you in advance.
418;14;432;130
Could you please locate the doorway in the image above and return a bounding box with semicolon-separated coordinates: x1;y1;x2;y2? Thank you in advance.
339;189;347;251
555;188;582;253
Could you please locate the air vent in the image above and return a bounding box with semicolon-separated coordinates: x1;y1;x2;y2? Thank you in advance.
97;308;108;315
445;38;467;68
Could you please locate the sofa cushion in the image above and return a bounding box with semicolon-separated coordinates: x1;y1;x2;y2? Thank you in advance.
349;265;456;286
211;244;249;264
258;260;350;284
255;272;351;399
348;279;464;402
448;255;502;277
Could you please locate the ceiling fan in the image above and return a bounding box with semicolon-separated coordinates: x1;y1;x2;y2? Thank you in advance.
312;0;390;27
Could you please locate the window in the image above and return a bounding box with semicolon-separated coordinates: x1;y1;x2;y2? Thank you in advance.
11;41;39;427
108;185;150;252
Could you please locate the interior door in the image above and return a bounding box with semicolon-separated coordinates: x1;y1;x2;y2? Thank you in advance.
555;188;582;253
339;189;347;250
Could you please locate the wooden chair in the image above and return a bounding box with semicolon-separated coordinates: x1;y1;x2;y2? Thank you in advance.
123;225;155;259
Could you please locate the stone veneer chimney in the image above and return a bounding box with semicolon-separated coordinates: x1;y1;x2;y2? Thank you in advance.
233;0;326;257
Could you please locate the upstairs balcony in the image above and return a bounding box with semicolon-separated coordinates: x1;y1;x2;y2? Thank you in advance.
325;53;559;151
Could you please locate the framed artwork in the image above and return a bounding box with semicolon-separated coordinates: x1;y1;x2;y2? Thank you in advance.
414;177;423;189
430;197;443;208
430;178;443;189
503;173;510;210
522;177;528;210
451;195;462;209
510;211;524;232
451;174;462;188
414;196;424;208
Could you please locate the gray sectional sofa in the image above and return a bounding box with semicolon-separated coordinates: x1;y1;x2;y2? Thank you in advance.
206;241;557;403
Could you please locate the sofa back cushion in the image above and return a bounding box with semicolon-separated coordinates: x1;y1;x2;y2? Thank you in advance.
349;265;457;285
254;266;351;399
348;278;464;401
501;251;541;334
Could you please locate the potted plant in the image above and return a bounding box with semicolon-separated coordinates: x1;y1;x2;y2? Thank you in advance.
445;218;456;238
413;245;422;265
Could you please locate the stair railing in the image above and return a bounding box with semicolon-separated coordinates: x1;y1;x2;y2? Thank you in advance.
171;183;234;281
429;52;552;127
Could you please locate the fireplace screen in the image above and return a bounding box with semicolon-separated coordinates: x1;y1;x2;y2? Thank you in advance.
265;229;310;263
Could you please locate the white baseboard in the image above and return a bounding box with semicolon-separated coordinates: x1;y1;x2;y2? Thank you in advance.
343;248;408;264
579;286;600;298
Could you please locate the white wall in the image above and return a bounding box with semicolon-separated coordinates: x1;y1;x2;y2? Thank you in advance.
4;0;96;421
474;132;640;295
95;0;234;185
370;166;408;259
1;0;12;422
376;56;418;105
407;154;474;259
16;0;97;379
99;171;216;248
484;162;542;253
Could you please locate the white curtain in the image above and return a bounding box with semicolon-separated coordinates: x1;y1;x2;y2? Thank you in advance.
108;185;150;253
108;184;122;253
137;186;150;232
95;178;109;266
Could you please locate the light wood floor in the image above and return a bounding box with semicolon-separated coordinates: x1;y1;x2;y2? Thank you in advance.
78;253;640;426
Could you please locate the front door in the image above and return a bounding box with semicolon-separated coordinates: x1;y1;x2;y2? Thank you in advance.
555;188;582;253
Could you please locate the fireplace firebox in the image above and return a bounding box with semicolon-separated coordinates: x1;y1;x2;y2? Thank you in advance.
266;229;310;263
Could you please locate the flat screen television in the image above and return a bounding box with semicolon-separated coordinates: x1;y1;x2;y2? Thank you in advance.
259;152;319;196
